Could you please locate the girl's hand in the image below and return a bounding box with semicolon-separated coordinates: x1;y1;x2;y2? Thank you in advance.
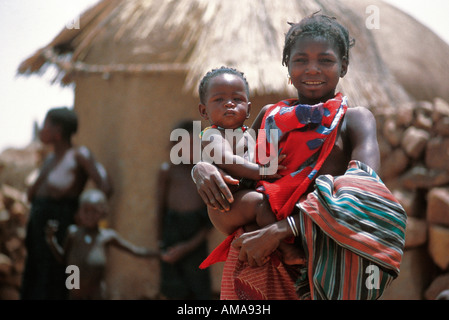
192;162;239;212
232;217;292;267
231;225;281;267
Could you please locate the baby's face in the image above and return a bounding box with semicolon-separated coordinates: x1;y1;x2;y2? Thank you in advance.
200;73;251;129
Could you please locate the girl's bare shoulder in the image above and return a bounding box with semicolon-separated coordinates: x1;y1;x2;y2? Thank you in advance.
345;105;376;122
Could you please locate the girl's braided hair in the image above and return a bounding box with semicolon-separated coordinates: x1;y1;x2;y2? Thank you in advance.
282;12;355;67
198;66;250;104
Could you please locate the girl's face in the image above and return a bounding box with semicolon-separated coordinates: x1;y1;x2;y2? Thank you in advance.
288;35;348;105
199;73;251;129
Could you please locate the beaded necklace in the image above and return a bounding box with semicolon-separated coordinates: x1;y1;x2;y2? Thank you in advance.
200;124;249;138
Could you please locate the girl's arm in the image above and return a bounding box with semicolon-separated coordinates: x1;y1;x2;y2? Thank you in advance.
192;162;239;212
345;107;380;172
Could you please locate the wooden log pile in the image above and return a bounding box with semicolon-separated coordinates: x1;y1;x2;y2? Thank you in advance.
0;184;29;299
378;97;449;299
0;143;39;300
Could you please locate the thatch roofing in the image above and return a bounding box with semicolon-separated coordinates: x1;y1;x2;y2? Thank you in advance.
345;0;449;103
18;0;448;110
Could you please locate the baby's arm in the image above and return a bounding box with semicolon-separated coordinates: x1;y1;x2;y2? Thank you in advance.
202;131;262;180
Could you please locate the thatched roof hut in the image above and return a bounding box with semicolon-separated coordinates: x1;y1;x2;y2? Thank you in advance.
18;0;449;299
346;0;449;103
20;0;424;107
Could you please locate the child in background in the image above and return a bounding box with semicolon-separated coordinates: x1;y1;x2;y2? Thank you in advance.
46;188;158;300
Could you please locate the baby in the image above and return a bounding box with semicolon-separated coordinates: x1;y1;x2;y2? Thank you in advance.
197;66;304;267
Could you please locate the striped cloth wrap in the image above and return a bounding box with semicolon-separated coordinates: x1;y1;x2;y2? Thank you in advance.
296;160;407;300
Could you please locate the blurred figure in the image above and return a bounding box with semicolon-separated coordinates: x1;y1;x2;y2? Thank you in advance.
156;119;213;299
45;189;158;300
436;289;449;300
21;107;113;300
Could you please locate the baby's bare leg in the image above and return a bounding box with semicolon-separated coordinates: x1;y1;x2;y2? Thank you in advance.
207;189;266;235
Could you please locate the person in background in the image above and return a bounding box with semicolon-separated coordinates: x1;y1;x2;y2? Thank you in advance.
156;119;213;300
21;106;113;300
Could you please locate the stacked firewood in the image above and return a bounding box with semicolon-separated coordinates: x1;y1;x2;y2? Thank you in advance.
377;97;449;299
0;184;29;299
0;142;39;300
